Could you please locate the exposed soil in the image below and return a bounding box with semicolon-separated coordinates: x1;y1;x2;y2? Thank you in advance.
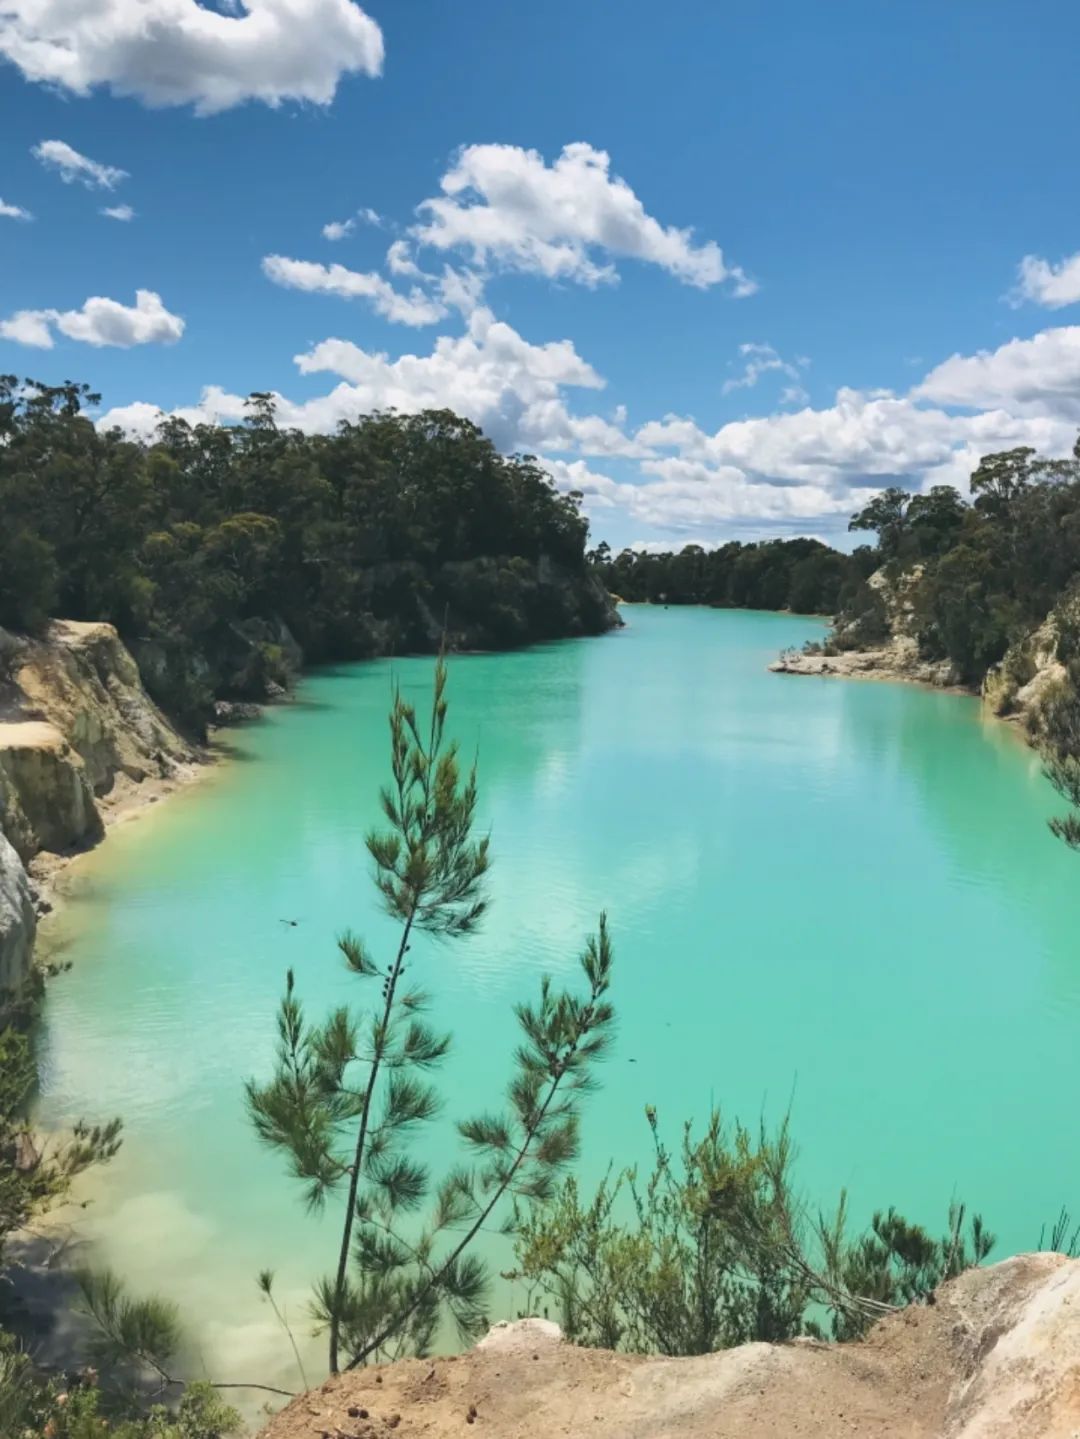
261;1254;1080;1439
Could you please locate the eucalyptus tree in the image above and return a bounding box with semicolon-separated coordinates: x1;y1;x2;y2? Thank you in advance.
246;657;614;1373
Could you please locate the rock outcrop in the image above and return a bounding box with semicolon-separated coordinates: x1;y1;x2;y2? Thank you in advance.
769;569;962;689
0;621;197;988
12;621;192;796
0;720;102;860
260;1253;1080;1439
769;635;961;688
0;831;36;994
980;591;1080;738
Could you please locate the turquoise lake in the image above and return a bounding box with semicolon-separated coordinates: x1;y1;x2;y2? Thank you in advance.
36;606;1080;1388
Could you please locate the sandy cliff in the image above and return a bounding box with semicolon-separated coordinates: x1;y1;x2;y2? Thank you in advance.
0;621;196;991
261;1253;1080;1439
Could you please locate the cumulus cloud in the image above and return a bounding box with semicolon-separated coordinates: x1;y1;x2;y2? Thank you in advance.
1012;252;1080;309
914;326;1080;421
2;0;383;113
542;458;623;508
101;204;135;222
722;342;808;395
262;254;448;327
1;290;184;349
0;198;31;220
0;310;55;347
412;142;754;293
289;306;604;447
102;307;604;451
32;139;127;189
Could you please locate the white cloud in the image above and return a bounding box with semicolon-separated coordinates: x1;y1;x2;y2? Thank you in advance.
0;310;55;347
386;239;422;276
914;326;1080;420
412;142;754;293
0;198;31;220
542;458;623;508
1012;252;1080;309
3;0;383;113
629;457;853;527
101;204;135;222
437;265;486;318
262;254;448;327
638;387;1075;492
1;290;184;349
322;219;354;241
722;342;807;395
290;306;604;447
32;139;127;190
98;386;247;438
323;208;382;241
103;308;605;452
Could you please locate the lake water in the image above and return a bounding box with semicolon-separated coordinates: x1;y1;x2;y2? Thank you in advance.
36;606;1080;1391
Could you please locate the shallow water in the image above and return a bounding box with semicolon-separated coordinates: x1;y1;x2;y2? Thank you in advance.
36;607;1080;1388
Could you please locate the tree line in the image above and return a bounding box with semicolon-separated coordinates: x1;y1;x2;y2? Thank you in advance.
0;378;613;735
589;537;864;615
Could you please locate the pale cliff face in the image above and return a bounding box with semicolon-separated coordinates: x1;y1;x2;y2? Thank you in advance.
0;620;195;991
0;831;35;994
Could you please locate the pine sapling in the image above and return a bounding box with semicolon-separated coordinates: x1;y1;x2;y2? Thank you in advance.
246;657;614;1374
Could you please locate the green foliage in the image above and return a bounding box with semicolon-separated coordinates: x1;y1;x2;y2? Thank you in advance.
0;1333;239;1439
0;379;607;732
0;1020;122;1270
593;538;854;615
76;1269;183;1381
513;1108;994;1355
246;660;614;1373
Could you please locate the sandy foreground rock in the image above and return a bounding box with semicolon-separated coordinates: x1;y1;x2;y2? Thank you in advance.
260;1254;1080;1439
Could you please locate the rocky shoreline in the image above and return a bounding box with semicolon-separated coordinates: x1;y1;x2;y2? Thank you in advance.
768;566;1078;756
0;620;218;991
768;634;968;692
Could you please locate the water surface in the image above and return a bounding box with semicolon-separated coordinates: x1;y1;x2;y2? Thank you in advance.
37;607;1080;1386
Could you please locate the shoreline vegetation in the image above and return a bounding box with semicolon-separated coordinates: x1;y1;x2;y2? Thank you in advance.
6;383;1080;1433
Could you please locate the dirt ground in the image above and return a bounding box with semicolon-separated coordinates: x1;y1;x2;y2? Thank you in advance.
261;1253;1080;1439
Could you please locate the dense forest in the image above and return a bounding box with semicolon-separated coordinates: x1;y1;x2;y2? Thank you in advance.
590;536;864;615
835;443;1080;685
0;377;615;734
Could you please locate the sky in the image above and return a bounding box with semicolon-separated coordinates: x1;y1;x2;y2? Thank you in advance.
3;0;1080;551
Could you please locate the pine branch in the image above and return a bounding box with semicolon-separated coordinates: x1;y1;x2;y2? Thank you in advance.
343;917;614;1370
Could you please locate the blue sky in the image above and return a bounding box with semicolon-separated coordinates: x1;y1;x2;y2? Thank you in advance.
3;0;1080;549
